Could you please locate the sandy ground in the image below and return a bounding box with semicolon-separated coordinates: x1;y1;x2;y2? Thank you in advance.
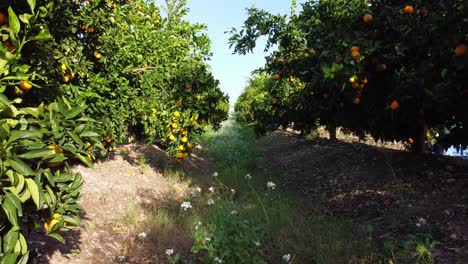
30;144;195;264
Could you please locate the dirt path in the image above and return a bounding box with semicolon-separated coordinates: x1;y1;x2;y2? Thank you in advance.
255;131;468;263
30;144;204;264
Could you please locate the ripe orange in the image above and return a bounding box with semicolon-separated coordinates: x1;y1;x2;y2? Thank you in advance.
363;14;373;23
353;97;361;104
171;123;178;129
352;82;360;89
455;44;468;57
62;75;70;83
390;100;400;110
273;73;281;80
94;51;101;59
19;81;33;91
0;12;6;26
351;50;361;57
376;63;388;72
3;41;15;52
351;46;360;52
359;84;365;89
403;5;414;14
362;77;368;84
86;26;94;33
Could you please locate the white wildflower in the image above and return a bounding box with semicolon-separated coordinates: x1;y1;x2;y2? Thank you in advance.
267;181;276;190
214;256;223;263
254;241;261;246
138;232;147;239
231;189;235;193
208;186;214;193
196;187;202;192
165;249;174;256
207;199;215;205
194;221;202;230
181;201;192;210
282;253;291;262
212;172;219;177
230;210;238;215
245;174;252;180
205;237;211;241
416;217;427;227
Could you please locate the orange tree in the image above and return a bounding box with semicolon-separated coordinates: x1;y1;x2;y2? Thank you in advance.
1;1;98;262
55;0;228;159
230;0;467;152
0;0;228;262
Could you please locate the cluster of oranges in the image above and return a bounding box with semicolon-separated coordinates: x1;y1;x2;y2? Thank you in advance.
349;76;367;90
167;111;192;162
59;62;77;83
350;46;361;63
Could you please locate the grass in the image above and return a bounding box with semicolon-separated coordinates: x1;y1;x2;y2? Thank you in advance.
199;118;372;263
124;117;433;263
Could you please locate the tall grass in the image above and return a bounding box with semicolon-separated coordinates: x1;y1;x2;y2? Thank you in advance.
200;118;372;263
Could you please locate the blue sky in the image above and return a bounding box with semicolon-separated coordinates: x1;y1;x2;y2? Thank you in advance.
184;0;306;106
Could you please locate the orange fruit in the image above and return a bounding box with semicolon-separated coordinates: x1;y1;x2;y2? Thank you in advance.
86;26;94;33
181;137;188;143
273;73;281;80
363;14;373;23
352;82;360;89
455;44;468;57
349;76;357;83
376;63;388;72
390;100;400;110
62;75;70;83
408;138;414;144
47;161;64;168
0;12;7;26
351;50;361;57
351;46;360;52
169;134;175;141
362;77;368;84
353;97;361;104
359;84;365;89
60;63;67;71
94;51;101;59
174;111;180;118
3;41;15;52
19;81;33;91
403;5;414;14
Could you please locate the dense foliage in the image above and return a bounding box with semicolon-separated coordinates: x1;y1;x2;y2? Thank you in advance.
231;0;467;152
0;0;227;262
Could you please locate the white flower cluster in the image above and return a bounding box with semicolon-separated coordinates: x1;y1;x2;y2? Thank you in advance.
416;217;427;227
245;173;252;180
207;199;215;205
214;256;223;263
138;232;147;239
212;171;219;177
282;253;291;262
165;249;174;256
181;201;192;211
208;186;215;193
267;181;276;190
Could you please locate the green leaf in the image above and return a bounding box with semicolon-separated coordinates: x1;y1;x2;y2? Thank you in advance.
18;149;52;159
8;130;43;144
46;233;65;244
25;178;40;209
0;252;19;264
2;198;19;227
64;106;85;120
7;7;20;35
27;0;36;13
7;158;34;176
5;192;23;217
74;153;93;168
79;131;100;138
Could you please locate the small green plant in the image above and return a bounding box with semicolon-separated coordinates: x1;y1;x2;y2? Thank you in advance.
137;154;147;174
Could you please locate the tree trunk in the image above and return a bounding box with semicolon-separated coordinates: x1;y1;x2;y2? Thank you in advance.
327;121;337;141
412;110;427;153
